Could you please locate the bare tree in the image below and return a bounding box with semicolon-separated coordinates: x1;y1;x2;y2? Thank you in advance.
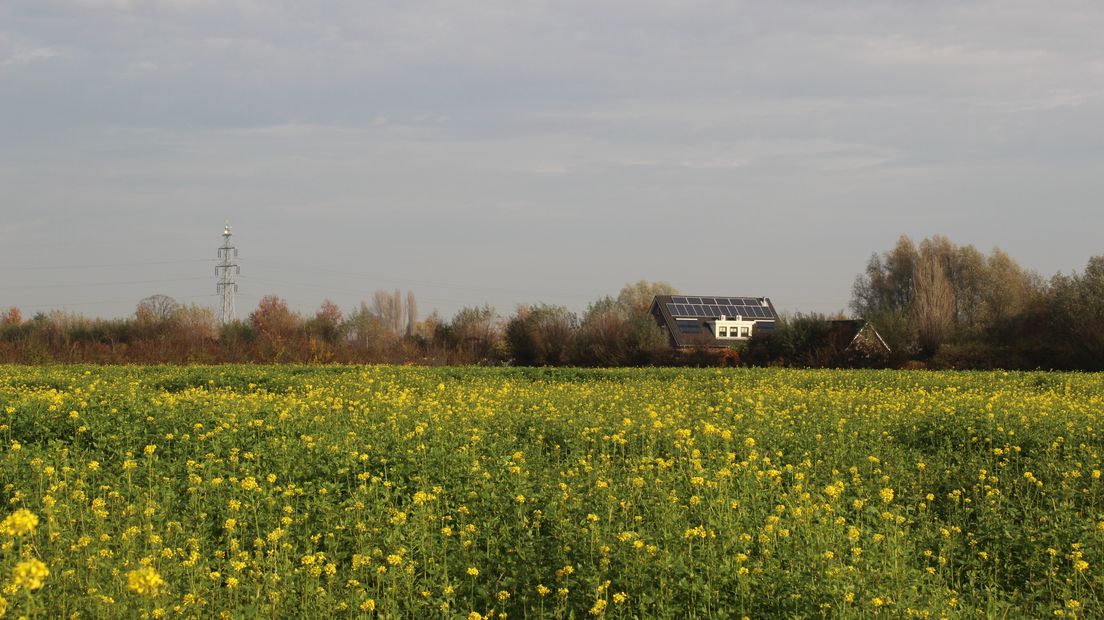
911;242;954;356
371;290;401;336
405;290;418;338
392;289;403;335
136;294;180;323
852;236;919;317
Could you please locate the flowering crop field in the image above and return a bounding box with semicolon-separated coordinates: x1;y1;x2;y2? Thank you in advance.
1;365;1102;619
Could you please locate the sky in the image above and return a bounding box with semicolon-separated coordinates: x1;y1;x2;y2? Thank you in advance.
2;0;1103;322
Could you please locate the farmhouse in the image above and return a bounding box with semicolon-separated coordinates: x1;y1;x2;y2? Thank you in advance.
650;295;778;348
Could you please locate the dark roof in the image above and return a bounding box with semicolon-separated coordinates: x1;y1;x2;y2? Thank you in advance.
650;295;779;348
828;319;891;353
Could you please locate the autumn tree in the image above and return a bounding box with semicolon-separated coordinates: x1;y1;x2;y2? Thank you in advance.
616;280;679;316
343;302;390;359
305;299;344;345
978;249;1040;338
440;305;502;362
575;297;630;366
950;245;987;334
248;295;301;361
1;307;22;327
505;304;578;366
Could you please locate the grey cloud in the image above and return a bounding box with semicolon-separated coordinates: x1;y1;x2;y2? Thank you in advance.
1;1;1102;319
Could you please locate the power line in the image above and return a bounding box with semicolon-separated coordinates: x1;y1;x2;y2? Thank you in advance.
15;294;219;310
246;259;596;300
0;258;216;272
236;274;561;309
0;273;210;291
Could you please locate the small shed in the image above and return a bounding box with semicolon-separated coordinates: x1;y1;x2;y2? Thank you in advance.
826;319;892;364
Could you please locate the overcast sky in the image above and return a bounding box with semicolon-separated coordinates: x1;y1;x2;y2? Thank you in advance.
2;0;1103;322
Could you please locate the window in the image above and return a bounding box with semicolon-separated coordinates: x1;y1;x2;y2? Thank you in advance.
717;326;727;337
741;327;750;337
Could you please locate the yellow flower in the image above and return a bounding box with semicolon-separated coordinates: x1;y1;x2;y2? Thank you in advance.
11;559;49;591
879;488;894;504
0;509;39;537
360;599;376;612
589;599;608;615
126;566;165;597
466;567;479;577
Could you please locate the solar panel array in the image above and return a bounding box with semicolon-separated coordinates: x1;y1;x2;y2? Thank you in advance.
676;321;702;334
665;296;774;320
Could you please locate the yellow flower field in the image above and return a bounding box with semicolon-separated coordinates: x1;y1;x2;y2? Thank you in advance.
1;365;1102;618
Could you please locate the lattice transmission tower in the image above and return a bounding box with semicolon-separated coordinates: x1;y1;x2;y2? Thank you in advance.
216;222;239;325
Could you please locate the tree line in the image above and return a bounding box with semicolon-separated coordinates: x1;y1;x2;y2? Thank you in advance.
2;239;1101;369
0;282;695;366
843;235;1104;370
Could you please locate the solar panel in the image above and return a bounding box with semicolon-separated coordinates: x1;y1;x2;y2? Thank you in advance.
664;295;773;322
677;322;702;334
